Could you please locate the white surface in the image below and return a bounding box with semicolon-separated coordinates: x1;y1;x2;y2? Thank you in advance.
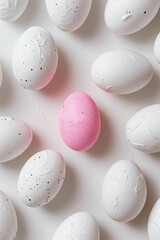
0;0;160;239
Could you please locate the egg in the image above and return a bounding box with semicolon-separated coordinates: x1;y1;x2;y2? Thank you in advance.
0;190;17;240
105;0;160;35
45;0;92;32
0;64;2;88
0;116;32;163
91;49;153;95
0;0;29;22
154;32;160;63
126;104;160;153
59;91;101;151
148;198;160;240
12;26;58;90
52;211;100;240
18;149;66;207
101;160;147;222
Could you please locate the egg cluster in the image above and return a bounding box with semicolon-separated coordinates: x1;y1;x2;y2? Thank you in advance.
0;0;160;239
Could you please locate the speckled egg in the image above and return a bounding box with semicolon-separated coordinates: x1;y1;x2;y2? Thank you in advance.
0;64;2;88
59;91;101;151
91;49;153;95
105;0;160;35
0;116;33;163
45;0;92;32
12;26;58;90
0;190;17;240
18;149;66;207
101;160;147;222
0;0;29;21
126;104;160;153
148;198;160;240
52;212;100;240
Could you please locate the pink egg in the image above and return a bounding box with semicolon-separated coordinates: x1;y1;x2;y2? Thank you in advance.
59;91;101;151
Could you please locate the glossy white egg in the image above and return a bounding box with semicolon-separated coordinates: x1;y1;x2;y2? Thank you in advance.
45;0;92;32
91;49;153;95
101;160;147;222
0;0;29;22
52;211;100;240
12;26;58;90
0;190;17;240
154;32;160;63
148;198;160;240
126;104;160;153
0;116;33;163
105;0;160;35
0;64;2;88
18;149;66;207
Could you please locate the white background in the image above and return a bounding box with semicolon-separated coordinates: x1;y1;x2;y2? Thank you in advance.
0;0;160;239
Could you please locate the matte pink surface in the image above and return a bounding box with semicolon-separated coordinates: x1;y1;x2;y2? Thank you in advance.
59;91;101;151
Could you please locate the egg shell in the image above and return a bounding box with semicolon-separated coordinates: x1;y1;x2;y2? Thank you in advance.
12;26;58;90
91;49;153;95
0;190;17;240
59;91;101;151
101;160;147;222
18;149;66;207
0;116;33;163
45;0;92;32
154;32;160;63
148;198;160;240
105;0;160;35
0;64;2;87
0;0;29;22
52;211;100;240
126;104;160;153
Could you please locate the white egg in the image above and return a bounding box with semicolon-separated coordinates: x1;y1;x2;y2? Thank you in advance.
126;104;160;153
0;116;33;163
101;160;147;222
148;198;160;240
0;64;2;88
105;0;160;35
154;32;160;63
0;190;17;240
12;26;58;90
52;211;100;240
45;0;92;32
0;0;29;22
91;49;153;95
18;149;66;207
